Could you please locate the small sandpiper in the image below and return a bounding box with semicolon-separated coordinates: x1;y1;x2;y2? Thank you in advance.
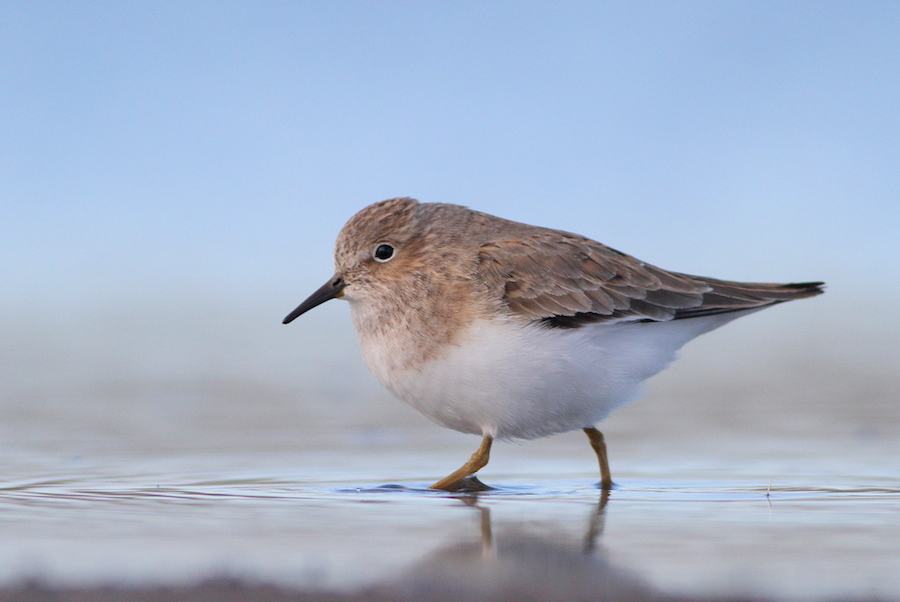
284;198;823;491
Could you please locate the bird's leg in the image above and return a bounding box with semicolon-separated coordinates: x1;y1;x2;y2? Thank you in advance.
583;427;613;490
430;435;493;491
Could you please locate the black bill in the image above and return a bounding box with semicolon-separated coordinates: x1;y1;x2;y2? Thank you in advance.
283;275;346;324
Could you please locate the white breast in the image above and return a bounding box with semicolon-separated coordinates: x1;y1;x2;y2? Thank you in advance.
353;307;756;440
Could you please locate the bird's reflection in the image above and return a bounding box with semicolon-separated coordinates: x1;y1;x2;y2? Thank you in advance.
373;487;668;601
455;486;610;557
583;486;610;553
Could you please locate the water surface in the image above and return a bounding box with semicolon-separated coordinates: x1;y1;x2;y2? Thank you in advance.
1;301;898;600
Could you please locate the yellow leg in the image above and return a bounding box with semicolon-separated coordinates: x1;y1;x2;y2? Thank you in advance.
584;427;613;490
430;435;493;491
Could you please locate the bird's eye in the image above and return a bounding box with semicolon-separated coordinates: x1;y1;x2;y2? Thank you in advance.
373;243;395;263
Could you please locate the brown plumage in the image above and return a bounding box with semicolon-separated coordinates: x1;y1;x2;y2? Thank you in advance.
474;231;823;328
284;197;824;491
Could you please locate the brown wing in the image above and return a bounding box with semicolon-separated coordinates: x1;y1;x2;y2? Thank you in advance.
475;233;824;327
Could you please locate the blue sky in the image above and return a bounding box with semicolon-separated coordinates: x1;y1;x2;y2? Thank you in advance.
2;2;898;315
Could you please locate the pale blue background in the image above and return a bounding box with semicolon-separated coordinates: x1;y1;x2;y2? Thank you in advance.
2;2;897;315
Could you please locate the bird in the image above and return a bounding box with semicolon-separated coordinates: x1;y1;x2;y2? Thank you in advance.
283;198;823;491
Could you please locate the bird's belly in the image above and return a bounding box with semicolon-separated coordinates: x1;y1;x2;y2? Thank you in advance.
357;315;719;440
388;347;616;440
358;312;746;440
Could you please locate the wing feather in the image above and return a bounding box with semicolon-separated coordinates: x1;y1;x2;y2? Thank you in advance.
475;233;823;327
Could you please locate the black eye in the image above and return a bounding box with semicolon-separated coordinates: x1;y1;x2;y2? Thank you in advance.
373;243;395;262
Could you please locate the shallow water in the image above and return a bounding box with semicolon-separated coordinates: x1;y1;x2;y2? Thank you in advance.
1;300;899;600
3;448;899;600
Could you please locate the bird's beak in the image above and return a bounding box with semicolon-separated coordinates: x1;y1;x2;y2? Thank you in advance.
283;275;346;324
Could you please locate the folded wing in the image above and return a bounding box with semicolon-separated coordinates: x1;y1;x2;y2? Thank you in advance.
475;233;823;328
